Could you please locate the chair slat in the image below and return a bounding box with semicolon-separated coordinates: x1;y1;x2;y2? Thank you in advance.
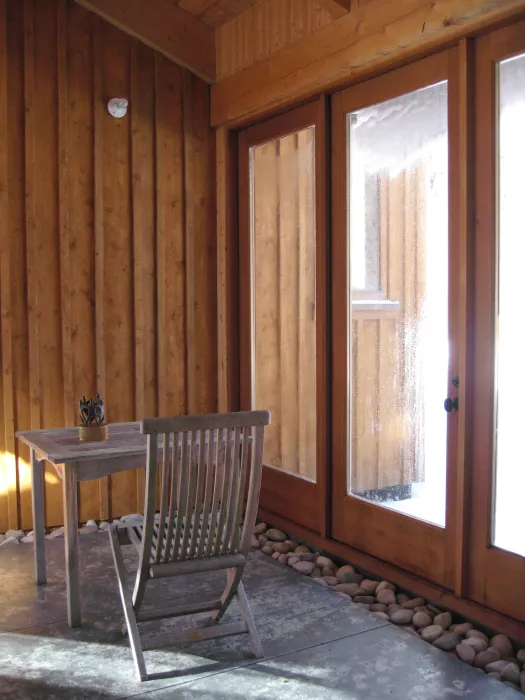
170;432;188;561
213;428;233;555
221;427;241;554
230;425;250;552
180;430;198;560
206;428;227;557
155;433;170;563
198;428;216;558
188;429;207;558
163;431;179;562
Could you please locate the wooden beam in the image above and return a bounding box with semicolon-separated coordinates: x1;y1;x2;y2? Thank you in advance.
210;0;525;126
74;0;216;83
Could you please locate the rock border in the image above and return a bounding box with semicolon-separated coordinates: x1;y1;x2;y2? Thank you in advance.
253;522;525;694
4;514;524;694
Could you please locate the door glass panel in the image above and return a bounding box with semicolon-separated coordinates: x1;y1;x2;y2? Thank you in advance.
493;52;525;556
250;127;317;481
347;82;449;526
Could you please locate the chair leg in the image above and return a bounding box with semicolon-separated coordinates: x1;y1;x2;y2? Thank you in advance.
108;528;148;682
236;581;264;658
210;566;243;622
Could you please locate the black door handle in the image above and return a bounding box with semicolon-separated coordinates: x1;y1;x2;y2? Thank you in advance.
444;397;459;413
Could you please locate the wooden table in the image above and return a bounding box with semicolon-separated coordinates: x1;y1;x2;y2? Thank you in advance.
16;422;152;628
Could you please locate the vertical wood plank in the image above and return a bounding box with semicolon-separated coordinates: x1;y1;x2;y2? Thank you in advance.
216;127;239;413
155;54;167;418
0;0;17;530
57;0;74;428
67;1;98;522
183;71;196;415
93;16;109;519
24;0;40;434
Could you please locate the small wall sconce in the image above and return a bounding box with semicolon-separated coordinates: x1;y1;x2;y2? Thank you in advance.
107;98;128;119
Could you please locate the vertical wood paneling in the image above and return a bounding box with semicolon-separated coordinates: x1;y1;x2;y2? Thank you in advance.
216;0;338;79
0;0;217;529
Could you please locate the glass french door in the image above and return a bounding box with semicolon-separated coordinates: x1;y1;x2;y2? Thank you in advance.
331;51;460;588
238;99;328;535
469;20;525;621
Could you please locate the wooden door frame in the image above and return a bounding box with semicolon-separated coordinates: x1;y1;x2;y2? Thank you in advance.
331;49;462;589
237;98;330;536
469;18;525;622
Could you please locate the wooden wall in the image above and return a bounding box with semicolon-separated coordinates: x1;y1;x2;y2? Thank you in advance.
216;0;339;79
0;0;217;531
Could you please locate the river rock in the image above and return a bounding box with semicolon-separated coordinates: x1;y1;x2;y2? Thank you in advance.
311;567;322;578
373;611;390;621
434;612;452;630
333;583;363;597
501;663;521;685
487;672;502;680
420;625;444;643
376;580;396;593
98;521;110;530
354;595;375;605
516;649;525;664
254;522;267;535
294;545;311;554
520;672;525;694
402;597;425;610
21;533;34;543
456;643;476;665
261;545;273;555
46;526;65;540
390;609;414;625
473;649;501;669
376;589;396;606
5;529;24;540
258;535;268;546
285;540;299;550
485;660;509;674
370;603;388;613
278;554;288;564
266;528;287;542
433;633;460;651
273;541;294;554
322;567;334;576
272;551;280;559
453;622;473;637
312;577;328;586
360;579;379;594
0;537;19;547
251;536;260;549
464;636;488;653
491;634;514;659
316;556;334;569
293;561;315;575
322;576;339;586
396;594;410;605
413;612;432;629
121;514;143;523
466;629;489;643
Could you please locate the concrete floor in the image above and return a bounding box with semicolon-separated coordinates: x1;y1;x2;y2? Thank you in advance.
0;533;520;699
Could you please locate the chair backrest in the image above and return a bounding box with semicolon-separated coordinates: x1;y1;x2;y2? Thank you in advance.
139;411;270;567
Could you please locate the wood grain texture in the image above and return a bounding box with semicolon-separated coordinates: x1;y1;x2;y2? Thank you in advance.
216;0;339;79
176;0;259;27
0;0;217;528
212;0;525;126
74;0;216;82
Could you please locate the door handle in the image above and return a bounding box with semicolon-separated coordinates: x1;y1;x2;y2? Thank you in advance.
444;397;459;412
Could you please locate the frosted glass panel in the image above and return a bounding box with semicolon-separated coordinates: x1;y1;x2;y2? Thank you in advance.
250;127;317;482
347;82;449;527
493;53;525;557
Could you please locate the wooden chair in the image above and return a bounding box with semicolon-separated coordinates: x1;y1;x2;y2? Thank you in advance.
108;410;270;681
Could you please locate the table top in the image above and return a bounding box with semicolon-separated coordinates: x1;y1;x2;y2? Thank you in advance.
16;422;148;464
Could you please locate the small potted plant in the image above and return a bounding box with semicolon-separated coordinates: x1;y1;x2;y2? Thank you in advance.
78;393;108;442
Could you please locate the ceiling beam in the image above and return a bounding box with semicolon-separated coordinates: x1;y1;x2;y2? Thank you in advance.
211;0;525;126
75;0;216;83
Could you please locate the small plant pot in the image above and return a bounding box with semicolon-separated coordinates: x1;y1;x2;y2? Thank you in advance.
78;424;108;442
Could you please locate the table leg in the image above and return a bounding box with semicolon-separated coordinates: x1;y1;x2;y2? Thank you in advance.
30;448;46;585
63;463;81;627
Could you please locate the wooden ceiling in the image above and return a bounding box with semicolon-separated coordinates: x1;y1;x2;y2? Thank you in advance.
173;0;260;27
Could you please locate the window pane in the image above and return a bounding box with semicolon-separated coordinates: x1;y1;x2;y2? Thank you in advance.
348;82;449;527
493;52;525;556
250;127;317;481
